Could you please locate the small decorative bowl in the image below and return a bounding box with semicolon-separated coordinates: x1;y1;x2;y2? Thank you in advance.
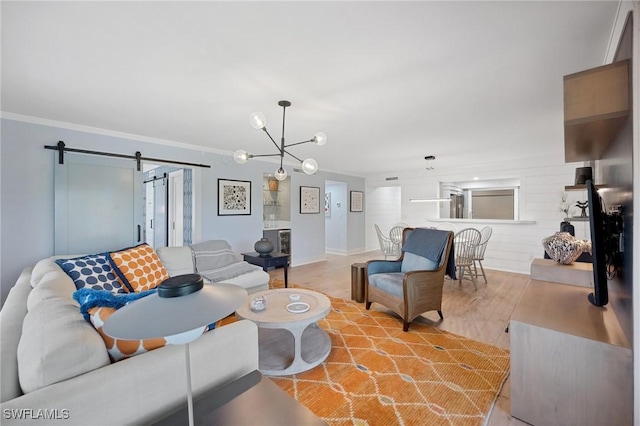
250;295;267;312
289;293;300;302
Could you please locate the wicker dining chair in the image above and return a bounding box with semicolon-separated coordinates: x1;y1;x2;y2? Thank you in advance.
454;228;482;289
389;223;409;253
374;224;400;260
473;226;492;284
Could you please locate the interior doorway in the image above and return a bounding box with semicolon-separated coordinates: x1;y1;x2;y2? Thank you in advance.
324;180;348;255
143;164;193;249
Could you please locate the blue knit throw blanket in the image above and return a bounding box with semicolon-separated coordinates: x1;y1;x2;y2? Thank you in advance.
73;288;157;323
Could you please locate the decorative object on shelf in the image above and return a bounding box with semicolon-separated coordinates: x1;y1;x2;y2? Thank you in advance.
233;100;327;181
350;191;364;212
300;186;321;214
560;220;575;236
575;200;588;217
218;179;251;216
254;238;274;256
103;275;247;426
250;294;267;312
542;232;589;264
559;193;572;218
574;166;593;185
268;179;279;191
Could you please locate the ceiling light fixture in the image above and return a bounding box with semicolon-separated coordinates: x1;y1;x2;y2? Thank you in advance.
425;155;436;170
234;100;327;181
409;198;451;203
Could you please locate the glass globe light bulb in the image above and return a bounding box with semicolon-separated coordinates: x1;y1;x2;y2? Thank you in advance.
301;158;318;175
249;112;267;130
233;150;249;164
313;132;327;146
274;167;288;181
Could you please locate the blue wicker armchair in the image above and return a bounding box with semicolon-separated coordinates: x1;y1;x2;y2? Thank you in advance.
365;228;454;332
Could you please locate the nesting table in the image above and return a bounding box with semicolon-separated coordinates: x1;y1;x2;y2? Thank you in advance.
235;288;331;376
242;252;289;288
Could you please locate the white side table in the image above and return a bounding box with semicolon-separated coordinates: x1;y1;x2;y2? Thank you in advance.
236;289;331;376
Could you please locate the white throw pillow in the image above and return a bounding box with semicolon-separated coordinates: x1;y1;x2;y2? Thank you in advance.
156;246;195;277
18;298;110;394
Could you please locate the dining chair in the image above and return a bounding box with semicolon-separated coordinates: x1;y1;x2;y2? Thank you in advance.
453;228;482;289
374;224;400;260
365;227;454;331
473;226;492;284
389;223;409;253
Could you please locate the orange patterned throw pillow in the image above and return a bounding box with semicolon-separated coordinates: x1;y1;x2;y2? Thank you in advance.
88;306;167;362
109;244;169;292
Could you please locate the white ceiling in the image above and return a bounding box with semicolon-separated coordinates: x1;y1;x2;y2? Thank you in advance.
1;1;620;177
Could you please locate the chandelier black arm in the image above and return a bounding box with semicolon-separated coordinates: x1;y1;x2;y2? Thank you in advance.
283;150;303;163
284;138;316;149
248;153;282;159
262;128;281;152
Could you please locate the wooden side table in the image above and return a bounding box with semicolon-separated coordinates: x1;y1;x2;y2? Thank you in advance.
243;252;289;288
350;262;366;303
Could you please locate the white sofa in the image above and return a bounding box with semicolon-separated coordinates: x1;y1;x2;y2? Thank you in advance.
156;241;270;294
0;243;266;425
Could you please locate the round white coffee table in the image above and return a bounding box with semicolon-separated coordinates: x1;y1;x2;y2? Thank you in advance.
235;288;331;376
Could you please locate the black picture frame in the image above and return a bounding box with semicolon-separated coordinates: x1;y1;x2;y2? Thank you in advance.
218;179;251;216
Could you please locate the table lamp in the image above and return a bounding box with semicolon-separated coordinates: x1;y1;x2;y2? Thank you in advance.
103;274;247;426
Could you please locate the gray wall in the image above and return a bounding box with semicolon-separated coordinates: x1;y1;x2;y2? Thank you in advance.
0;118;365;305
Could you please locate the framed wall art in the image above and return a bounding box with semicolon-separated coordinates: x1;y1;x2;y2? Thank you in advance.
350;191;364;212
218;179;251;216
300;186;321;214
325;192;331;217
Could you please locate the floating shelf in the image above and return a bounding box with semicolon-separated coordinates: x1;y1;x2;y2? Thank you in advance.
564;217;589;222
564;184;609;191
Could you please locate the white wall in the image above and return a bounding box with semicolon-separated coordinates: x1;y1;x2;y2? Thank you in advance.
364;185;402;252
0;118;366;304
325;181;347;254
365;156;585;274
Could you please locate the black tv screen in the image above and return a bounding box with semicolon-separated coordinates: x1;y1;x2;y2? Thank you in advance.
586;179;608;306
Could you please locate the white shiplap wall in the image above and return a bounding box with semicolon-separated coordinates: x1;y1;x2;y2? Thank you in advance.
365;156;591;274
365;185;402;253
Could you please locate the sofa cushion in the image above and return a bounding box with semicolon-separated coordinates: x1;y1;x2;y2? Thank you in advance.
368;272;404;298
156;245;195;277
26;270;77;312
17;298;110;394
401;252;438;273
0;268;32;402
109;243;169;292
55;253;126;294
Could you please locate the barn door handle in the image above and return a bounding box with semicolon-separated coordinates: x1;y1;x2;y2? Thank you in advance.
137;225;141;242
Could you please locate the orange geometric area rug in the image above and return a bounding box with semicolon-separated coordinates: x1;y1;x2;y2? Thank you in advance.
266;280;510;426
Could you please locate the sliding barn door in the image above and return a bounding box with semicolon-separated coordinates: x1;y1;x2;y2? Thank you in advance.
54;154;143;255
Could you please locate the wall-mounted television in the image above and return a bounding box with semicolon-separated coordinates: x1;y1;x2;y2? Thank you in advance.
586;179;608;307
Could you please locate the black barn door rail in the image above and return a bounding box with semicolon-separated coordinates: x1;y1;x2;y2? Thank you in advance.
44;141;211;171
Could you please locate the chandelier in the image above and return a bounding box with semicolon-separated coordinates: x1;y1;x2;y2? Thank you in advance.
233;100;327;181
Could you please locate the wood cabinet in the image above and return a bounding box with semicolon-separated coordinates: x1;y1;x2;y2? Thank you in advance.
564;59;630;162
510;260;632;425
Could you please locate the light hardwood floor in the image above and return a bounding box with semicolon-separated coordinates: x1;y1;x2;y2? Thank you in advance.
267;250;530;426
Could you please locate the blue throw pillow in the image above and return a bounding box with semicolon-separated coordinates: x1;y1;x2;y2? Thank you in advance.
56;253;126;294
